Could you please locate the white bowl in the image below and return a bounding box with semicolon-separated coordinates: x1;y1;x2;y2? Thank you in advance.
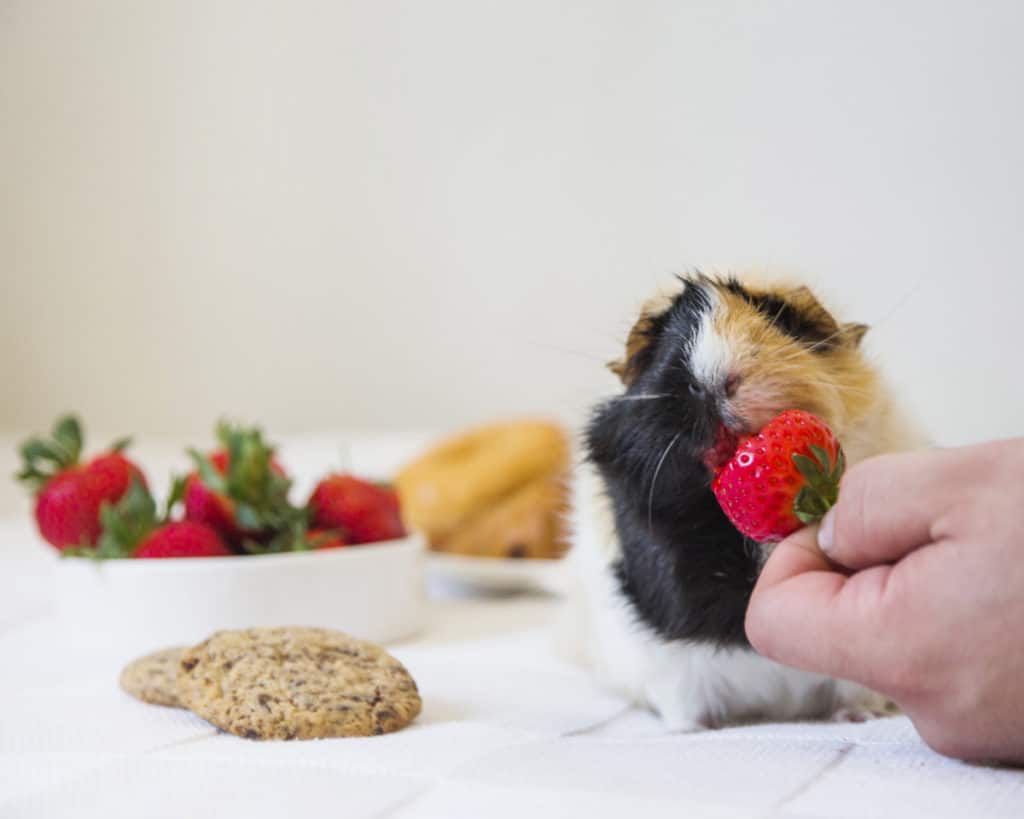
54;534;426;659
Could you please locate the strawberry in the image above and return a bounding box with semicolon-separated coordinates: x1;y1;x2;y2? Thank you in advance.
77;477;230;559
183;423;301;550
308;475;405;545
305;528;348;551
709;409;845;543
182;450;238;539
16;415;146;551
134;521;232;559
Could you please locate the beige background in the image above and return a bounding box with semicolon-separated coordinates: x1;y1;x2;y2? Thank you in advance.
2;0;1022;446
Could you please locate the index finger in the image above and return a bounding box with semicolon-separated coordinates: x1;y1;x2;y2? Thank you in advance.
746;526;898;689
822;445;992;570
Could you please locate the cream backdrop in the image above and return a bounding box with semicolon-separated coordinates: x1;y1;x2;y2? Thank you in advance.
2;0;1023;447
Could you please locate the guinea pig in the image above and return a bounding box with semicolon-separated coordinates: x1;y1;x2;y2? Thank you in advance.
566;272;923;729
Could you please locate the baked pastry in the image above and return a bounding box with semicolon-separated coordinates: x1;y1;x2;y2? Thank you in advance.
119;646;186;708
395;420;569;543
439;473;569;559
176;626;421;740
395;420;571;559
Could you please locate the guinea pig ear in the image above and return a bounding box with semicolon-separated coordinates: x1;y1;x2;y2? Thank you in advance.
607;315;655;385
842;322;870;347
607;292;674;386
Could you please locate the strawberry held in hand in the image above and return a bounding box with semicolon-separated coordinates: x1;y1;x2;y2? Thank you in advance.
710;410;844;543
16;415;147;551
308;475;405;545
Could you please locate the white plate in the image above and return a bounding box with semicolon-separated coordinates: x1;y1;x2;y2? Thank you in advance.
427;551;570;595
54;534;426;660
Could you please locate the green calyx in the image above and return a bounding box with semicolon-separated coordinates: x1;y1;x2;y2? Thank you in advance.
237;516;310;555
16;414;134;494
792;444;846;525
189;421;309;553
16;415;85;492
64;478;160;560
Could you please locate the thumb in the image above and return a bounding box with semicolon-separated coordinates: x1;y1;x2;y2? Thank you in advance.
817;449;953;570
746;524;894;685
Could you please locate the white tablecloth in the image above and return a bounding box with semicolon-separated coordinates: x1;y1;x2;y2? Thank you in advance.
1;436;1022;818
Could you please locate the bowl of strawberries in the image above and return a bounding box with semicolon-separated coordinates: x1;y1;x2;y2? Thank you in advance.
17;416;426;656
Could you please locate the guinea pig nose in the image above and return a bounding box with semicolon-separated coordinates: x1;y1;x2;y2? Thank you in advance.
688;382;706;398
724;373;741;398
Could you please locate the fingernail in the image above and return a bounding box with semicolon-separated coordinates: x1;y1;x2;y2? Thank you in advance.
818;509;836;553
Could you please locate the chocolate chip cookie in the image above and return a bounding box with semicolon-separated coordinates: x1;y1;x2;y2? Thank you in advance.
119;646;186;708
176;627;421;740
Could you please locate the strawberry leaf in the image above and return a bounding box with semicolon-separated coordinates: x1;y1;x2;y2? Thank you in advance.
188;449;228;494
233;503;262;532
794;489;828;524
16;415;87;492
20;440;67;466
792;444;846;526
163;474;187;522
238;522;305;555
95;478;159;558
832;448;846;484
52;416;83;463
60;546;102;560
808;444;833;472
792;454;831;497
13;466;47;492
186;422;313;552
207;422;308;544
108;436;133;454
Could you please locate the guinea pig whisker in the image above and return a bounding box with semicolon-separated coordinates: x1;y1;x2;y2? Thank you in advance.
769;325;851;362
615;393;672;401
802;330;848;355
770;326;849;362
763;299;791;337
647;432;682;534
758;334;816;364
760;363;874;393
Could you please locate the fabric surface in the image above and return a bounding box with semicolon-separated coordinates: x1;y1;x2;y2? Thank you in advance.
2;438;1022;818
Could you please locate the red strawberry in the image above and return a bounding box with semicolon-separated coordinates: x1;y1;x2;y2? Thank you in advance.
134;521;231;559
305;528;348;551
17;416;147;551
183;450;233;535
308;475;405;544
710;410;844;543
183;424;294;547
79;478;231;559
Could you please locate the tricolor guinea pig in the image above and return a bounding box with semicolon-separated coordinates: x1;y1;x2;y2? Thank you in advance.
567;273;922;729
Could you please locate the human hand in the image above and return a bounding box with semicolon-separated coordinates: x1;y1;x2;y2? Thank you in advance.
745;439;1024;763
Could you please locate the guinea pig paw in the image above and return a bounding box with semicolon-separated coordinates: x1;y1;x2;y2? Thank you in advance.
667;719;713;734
657;709;715;733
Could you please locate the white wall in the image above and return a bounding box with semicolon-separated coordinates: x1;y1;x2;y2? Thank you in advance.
2;0;1022;445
